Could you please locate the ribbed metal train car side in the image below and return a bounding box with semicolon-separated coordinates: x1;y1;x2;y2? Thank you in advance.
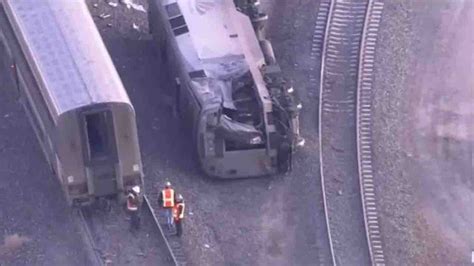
148;0;203;138
0;0;144;206
148;0;218;178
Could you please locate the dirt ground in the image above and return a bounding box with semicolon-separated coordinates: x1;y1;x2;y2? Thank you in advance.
372;0;473;265
0;65;92;265
1;0;471;265
0;0;329;265
86;0;330;265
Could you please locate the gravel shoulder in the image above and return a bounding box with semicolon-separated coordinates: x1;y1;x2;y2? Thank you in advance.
0;70;92;266
0;0;328;265
86;0;327;265
372;0;473;265
2;0;470;265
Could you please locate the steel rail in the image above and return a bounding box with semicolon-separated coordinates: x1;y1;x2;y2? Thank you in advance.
356;0;385;265
146;195;189;265
143;195;180;266
318;0;385;265
318;0;337;264
75;209;105;266
75;196;178;266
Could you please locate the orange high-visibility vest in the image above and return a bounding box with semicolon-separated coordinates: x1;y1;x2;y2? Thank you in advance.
173;203;185;221
162;188;175;208
127;193;138;211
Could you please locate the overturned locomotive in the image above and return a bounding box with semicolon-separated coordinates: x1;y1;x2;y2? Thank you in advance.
148;0;304;178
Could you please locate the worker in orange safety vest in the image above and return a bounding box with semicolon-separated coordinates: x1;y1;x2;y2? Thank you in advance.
158;181;175;229
173;194;185;237
126;185;141;231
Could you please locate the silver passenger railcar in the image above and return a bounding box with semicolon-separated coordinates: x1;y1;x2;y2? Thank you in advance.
148;0;304;178
0;0;144;206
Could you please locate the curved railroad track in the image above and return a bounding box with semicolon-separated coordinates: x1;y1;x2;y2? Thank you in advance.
75;196;180;266
318;0;385;265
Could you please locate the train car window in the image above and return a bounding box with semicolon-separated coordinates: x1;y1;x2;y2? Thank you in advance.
189;70;207;79
166;3;188;37
173;26;189;36
85;112;109;159
169;15;186;29
165;3;181;18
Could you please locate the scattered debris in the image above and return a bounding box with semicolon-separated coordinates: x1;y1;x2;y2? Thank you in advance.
101;252;114;260
107;1;118;7
93;3;99;8
4;113;10;118
0;234;31;258
204;244;210;249
120;0;146;12
331;144;344;153
189;211;194;216
136;252;146;257
107;23;113;27
99;13;111;19
337;190;343;196
132;23;140;31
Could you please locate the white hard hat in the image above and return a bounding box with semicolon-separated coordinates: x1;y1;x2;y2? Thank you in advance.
165;181;172;188
132;186;140;194
176;194;183;202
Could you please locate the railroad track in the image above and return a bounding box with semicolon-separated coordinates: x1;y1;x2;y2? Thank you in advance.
145;196;188;266
74;196;179;266
318;0;385;265
357;1;385;264
309;0;330;93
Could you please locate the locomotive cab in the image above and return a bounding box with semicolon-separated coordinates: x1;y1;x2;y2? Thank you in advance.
194;68;303;178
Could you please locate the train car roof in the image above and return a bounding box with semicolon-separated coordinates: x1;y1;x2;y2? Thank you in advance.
2;0;131;118
164;0;271;106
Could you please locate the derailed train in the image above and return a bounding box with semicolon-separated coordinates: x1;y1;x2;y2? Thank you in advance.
148;0;305;178
0;0;144;206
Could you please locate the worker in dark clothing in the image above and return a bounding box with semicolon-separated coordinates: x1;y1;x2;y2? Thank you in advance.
277;139;292;173
126;185;141;231
173;194;185;237
158;181;175;230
